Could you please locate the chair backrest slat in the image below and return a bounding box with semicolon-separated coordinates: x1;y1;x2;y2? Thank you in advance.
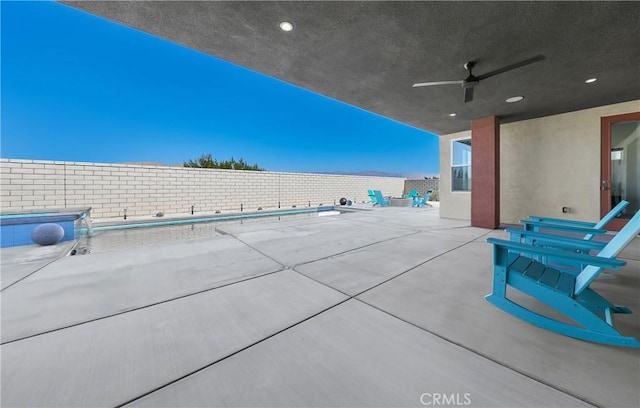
575;210;640;294
584;200;629;240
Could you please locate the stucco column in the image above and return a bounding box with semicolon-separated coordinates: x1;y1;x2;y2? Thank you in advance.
471;116;500;228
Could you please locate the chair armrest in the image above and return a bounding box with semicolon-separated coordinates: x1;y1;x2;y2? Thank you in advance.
519;220;607;235
487;238;626;270
506;229;607;251
527;216;597;228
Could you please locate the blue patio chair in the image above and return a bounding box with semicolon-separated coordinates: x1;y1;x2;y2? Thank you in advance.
508;214;638;273
412;190;433;207
403;189;418;199
508;201;631;265
367;189;377;204
486;210;640;347
519;200;629;241
373;190;389;207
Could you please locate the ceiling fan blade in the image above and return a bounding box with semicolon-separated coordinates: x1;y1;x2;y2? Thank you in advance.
464;87;474;103
476;54;545;81
412;80;464;87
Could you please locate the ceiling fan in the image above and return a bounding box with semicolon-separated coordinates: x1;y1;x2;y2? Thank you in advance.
412;55;545;103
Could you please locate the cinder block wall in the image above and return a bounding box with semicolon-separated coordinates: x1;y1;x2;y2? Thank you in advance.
0;159;405;218
403;179;439;195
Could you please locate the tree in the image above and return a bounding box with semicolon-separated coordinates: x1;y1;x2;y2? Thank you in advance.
184;153;265;171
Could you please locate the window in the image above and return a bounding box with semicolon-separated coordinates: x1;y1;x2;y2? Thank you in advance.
452;139;471;191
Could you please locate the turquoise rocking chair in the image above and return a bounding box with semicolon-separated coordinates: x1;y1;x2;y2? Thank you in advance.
486;210;640;347
518;200;629;241
508;201;631;268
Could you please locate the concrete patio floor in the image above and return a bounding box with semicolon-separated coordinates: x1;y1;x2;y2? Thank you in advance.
1;207;638;407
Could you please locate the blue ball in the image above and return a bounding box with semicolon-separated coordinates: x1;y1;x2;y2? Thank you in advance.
32;223;65;246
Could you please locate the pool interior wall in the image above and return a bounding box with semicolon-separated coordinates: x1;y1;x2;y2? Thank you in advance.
0;213;84;248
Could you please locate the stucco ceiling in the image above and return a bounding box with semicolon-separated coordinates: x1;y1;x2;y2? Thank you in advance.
61;1;640;135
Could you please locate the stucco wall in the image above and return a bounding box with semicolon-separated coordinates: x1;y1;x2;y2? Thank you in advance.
0;159;405;219
500;100;640;224
439;130;471;220
440;100;640;224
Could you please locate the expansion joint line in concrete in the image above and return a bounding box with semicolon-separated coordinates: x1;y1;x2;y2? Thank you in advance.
1;225;418;344
339;216;426;233
0;268;285;346
347;229;598;408
116;230;588;407
354;232;490;298
292;229;492;300
115;229;480;405
343;215;488;237
227;228;423;270
292;230;423;269
226;234;287;269
1;256;62;293
114;297;353;408
118;231;499;407
356;300;598;408
3;236;89;293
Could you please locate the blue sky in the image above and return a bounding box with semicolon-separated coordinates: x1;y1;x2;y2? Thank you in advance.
1;0;439;177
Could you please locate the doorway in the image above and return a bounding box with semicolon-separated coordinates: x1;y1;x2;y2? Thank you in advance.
600;112;640;230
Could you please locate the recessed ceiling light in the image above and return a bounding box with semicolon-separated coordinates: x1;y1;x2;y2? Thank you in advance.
279;21;294;32
449;113;457;117
585;78;597;83
506;96;524;103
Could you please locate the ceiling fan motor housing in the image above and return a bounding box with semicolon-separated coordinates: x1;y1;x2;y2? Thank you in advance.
463;61;478;87
462;78;479;88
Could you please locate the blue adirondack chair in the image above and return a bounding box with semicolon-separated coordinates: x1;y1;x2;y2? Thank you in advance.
486;210;640;347
509;201;631;266
413;190;433;207
519;200;629;241
367;189;377;204
507;227;608;263
373;190;389;207
403;189;418;199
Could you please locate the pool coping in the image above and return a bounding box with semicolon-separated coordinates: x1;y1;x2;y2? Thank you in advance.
90;205;370;229
0;206;92;217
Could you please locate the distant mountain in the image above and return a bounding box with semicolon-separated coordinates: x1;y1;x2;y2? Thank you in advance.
352;170;405;178
402;172;440;180
316;170;402;178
